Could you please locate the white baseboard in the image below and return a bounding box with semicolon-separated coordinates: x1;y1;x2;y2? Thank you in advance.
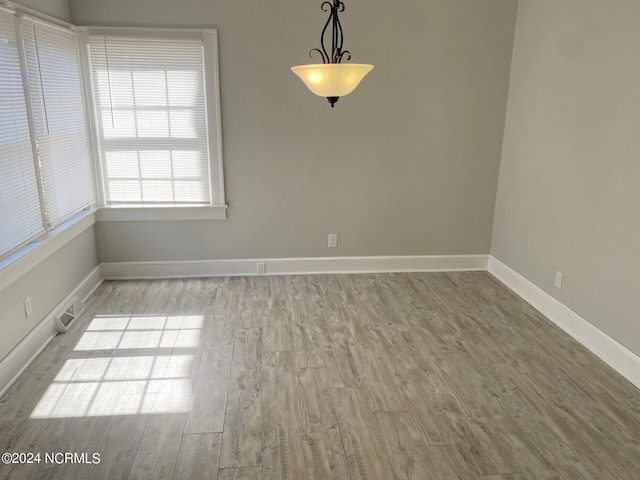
488;256;640;390
100;254;489;279
0;265;103;398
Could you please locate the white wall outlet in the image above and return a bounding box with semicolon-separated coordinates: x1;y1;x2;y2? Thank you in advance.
257;262;266;275
555;271;563;288
24;296;33;317
328;234;338;248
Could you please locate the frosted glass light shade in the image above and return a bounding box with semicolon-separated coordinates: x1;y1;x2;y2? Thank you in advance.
291;63;373;98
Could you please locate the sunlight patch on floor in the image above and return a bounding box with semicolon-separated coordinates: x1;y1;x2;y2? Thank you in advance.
30;314;203;418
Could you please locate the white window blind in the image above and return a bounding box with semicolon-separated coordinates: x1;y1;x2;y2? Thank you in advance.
0;10;43;257
88;35;212;205
20;17;94;227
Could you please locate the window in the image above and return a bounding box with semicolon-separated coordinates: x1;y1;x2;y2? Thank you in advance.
19;16;95;227
0;9;95;260
1;16;226;272
84;29;225;215
0;9;43;257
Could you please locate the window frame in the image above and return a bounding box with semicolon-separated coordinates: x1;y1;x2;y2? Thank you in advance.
0;5;97;266
17;13;97;228
78;27;227;221
0;7;46;258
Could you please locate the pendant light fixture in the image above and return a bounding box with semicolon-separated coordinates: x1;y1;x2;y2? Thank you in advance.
291;0;373;108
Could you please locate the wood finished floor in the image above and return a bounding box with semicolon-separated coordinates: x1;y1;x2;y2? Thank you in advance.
1;272;639;479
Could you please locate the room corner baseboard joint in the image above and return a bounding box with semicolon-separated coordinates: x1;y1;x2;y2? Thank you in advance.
487;255;640;390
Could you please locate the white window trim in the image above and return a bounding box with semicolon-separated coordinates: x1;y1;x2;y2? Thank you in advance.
78;26;227;221
96;205;227;222
1;1;73;30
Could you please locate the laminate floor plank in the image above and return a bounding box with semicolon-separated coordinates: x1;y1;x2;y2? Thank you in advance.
217;466;261;480
330;387;395;480
219;328;263;468
297;367;350;480
127;414;186;480
84;414;149;480
213;277;242;317
184;342;233;434
398;361;471;446
442;443;486;479
171;433;221;480
237;277;267;330
481;475;528;480
263;277;293;352
261;351;306;480
377;410;462;479
291;277;328;369
0;273;639;480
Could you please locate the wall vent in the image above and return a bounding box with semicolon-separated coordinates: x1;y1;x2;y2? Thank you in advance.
54;296;85;333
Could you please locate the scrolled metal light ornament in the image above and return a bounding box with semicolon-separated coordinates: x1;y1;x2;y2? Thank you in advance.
291;0;373;108
309;1;351;65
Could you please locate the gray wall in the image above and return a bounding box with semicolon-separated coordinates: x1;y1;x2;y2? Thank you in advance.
70;0;518;261
12;0;71;21
492;0;640;356
0;226;99;361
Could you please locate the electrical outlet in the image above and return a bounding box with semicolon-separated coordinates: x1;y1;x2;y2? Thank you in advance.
328;234;338;248
555;271;563;288
257;262;266;275
24;296;33;317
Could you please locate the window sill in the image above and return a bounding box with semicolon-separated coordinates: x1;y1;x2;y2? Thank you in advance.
95;205;228;222
0;209;96;292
